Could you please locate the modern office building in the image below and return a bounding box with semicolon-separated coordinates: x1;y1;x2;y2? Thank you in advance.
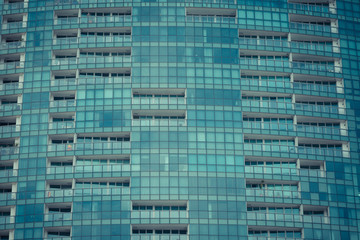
0;0;359;239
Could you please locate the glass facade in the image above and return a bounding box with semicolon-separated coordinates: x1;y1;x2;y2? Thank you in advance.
0;0;359;239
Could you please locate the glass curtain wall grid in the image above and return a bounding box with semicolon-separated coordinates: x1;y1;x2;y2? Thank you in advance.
0;0;360;239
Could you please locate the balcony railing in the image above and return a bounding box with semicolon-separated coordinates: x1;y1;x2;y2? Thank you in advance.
52;56;131;66
131;235;188;240
0;192;16;200
240;79;341;94
294;102;344;114
0;82;22;91
296;124;345;136
240;58;290;68
51;78;77;86
44;237;70;240
292;61;340;73
54;17;79;25
0;41;25;50
2;22;26;30
0;169;17;178
46;187;130;198
185;0;235;3
241;58;340;73
248;237;302;240
131;210;188;219
247;212;329;224
0;146;19;155
298;145;346;157
245;165;325;178
0;61;24;70
247;212;302;222
288;3;333;14
54;15;132;25
239;37;336;53
52;58;77;66
47;142;131;152
0;103;16;113
0;125;19;134
290;22;332;33
49;100;76;108
186;15;237;24
244;143;347;157
246;189;300;198
132;97;186;105
78;76;131;84
78;55;131;64
3;2;25;10
243;121;347;136
132;119;187;127
241;100;345;114
53;35;132;46
44;212;72;221
51;76;131;86
0;215;15;224
46;164;130;174
80;15;132;24
293;82;339;93
49;122;75;130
